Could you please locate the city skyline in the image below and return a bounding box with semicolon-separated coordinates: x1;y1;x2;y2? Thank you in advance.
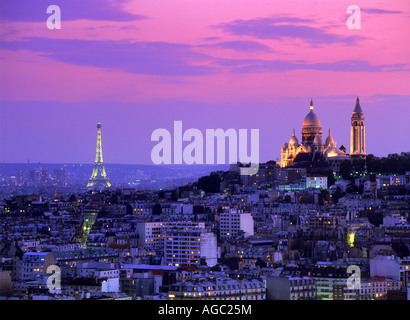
1;0;409;165
1;1;410;305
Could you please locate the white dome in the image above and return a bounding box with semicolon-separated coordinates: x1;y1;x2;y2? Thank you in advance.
289;129;298;146
302;100;321;127
313;135;323;145
326;146;346;157
325;129;336;147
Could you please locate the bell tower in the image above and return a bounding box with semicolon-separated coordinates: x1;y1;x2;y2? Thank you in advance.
350;97;366;157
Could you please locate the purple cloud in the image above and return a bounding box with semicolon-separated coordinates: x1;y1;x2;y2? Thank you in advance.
362;8;403;15
205;40;271;52
214;58;408;73
215;16;366;45
0;0;147;22
202;37;220;41
1;38;217;76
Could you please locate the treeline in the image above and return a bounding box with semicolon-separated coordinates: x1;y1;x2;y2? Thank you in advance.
197;172;224;194
339;154;410;180
366;154;410;175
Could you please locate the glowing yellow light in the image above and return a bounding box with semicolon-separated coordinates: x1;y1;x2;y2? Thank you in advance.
348;232;356;247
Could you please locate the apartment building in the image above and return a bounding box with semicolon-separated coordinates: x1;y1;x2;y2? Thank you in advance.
168;277;265;300
360;277;401;300
18;252;55;281
306;174;328;189
310;266;358;300
220;211;254;240
164;222;218;267
136;222;165;248
266;275;316;300
370;255;410;288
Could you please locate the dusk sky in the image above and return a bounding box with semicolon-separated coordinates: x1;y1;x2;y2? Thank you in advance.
0;0;409;165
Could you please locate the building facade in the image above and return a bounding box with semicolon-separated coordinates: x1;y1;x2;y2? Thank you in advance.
280;98;366;169
168;278;266;300
136;222;165;248
164;222;218;267
18;252;55;281
219;211;254;240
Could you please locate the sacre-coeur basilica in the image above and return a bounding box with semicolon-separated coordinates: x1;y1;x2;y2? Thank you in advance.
280;97;366;172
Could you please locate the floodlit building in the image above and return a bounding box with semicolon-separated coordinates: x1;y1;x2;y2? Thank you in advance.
280;98;366;169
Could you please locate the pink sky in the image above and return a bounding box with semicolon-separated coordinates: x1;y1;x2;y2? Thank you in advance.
0;0;409;164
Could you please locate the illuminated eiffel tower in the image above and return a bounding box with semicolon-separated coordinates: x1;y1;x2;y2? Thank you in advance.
86;121;111;188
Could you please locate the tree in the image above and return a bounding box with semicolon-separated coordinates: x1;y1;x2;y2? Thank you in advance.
158;190;165;199
333;186;343;204
109;193;119;204
324;170;336;187
171;189;179;201
255;258;266;268
352;159;366;175
339;160;353;180
197;173;222;193
152;203;162;215
366;153;410;175
126;204;133;215
366;209;383;227
193;205;204;215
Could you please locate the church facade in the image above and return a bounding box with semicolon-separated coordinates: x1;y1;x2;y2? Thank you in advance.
280;97;366;171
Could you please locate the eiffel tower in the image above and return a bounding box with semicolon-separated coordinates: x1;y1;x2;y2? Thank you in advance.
86;121;111;188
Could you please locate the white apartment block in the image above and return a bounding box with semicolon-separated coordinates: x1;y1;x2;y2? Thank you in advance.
18;240;42;252
136;222;165;248
378;175;406;189
338;196;379;211
370;255;410;288
132;203;153;215
306;175;328;189
69;262;120;280
220;211;254;240
164;222;218;267
18;252;55;281
360;277;401;300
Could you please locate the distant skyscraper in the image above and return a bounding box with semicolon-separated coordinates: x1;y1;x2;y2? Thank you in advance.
87;121;111;189
350;97;366;157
